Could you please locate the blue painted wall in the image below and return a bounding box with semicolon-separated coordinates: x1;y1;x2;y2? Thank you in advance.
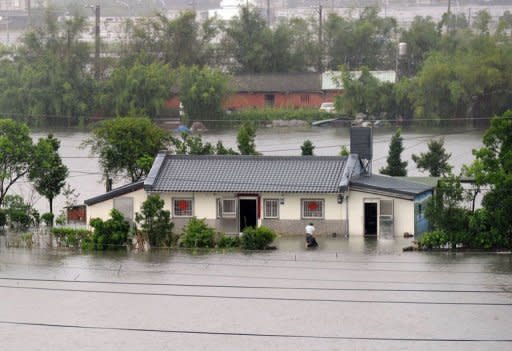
414;191;433;237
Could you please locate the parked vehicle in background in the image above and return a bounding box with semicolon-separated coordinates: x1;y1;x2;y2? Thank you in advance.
319;102;336;113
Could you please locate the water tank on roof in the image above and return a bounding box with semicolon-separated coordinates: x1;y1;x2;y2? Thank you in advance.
398;42;407;57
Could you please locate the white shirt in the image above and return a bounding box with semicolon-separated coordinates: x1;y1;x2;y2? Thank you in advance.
305;225;315;235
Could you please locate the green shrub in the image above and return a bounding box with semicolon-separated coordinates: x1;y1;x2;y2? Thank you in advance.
419;230;449;249
20;232;33;247
180;217;215;248
226;108;333;125
217;234;240;248
240;226;277;250
85;209;130;250
41;213;54;227
51;227;92;248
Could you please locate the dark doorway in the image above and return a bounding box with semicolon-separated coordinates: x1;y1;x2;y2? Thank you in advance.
364;202;378;236
239;199;257;232
264;94;275;107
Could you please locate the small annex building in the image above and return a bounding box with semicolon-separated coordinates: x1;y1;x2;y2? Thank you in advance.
85;153;433;238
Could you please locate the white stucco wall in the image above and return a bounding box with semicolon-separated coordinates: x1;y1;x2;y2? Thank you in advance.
86;188;147;224
263;193;344;221
347;190;415;237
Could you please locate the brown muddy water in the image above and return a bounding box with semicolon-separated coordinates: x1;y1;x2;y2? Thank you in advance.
0;236;511;350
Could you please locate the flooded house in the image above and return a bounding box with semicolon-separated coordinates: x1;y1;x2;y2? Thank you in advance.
85;128;433;237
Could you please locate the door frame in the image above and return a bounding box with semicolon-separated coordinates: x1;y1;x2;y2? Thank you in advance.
363;199;379;236
238;196;258;232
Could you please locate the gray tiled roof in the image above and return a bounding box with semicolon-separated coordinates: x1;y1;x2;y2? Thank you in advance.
146;154;347;193
350;174;433;198
84;180;144;206
230;73;322;93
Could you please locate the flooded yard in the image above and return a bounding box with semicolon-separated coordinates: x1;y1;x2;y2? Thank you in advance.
1;236;511;350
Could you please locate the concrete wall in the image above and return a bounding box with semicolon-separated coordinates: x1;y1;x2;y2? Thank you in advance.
347;190;415;237
86;188;147;224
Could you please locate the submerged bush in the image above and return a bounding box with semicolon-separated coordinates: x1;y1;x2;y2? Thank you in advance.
51;227;92;248
217;234;240;248
240;226;277;250
419;230;448;249
84;209;130;250
181;217;215;248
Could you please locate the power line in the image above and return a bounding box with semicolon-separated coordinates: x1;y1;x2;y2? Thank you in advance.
0;277;507;294
1;320;511;342
1;285;510;306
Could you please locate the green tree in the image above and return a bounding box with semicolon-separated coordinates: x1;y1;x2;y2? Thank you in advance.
135;194;173;247
339;145;350;156
412;138;452;177
86;209;130;250
301;140;315;156
237;123;258;155
399;16;440;74
380;129;407;176
178;65;230;123
472;10;492;36
122;12;218;67
84;117;171;182
99;60;175;119
28;134;69;217
0;119;33;207
467;112;512;245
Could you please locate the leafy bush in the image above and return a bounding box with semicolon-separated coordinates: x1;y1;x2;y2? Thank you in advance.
20;232;33;248
226;108;333;125
240;226;277;250
41;212;54;227
180;217;215;248
468;209;510;249
419;230;449;249
217;234;240;248
135;194;174;247
84;209;130;250
51;227;92;248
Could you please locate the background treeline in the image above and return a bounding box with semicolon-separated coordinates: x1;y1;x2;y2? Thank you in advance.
1;7;512;126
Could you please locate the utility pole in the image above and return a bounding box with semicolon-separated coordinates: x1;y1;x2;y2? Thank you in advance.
94;4;100;80
447;0;451;15
26;0;31;27
267;0;271;26
316;4;323;72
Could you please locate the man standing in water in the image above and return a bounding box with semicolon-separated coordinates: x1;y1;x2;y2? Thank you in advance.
305;222;318;248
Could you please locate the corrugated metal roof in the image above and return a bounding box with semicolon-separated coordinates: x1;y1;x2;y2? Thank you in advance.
147;154;347;193
350;174;433;199
230;73;322;93
322;71;397;90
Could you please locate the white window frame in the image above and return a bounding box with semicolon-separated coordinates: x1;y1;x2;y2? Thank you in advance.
263;199;279;219
218;198;237;218
302;199;324;219
173;198;193;217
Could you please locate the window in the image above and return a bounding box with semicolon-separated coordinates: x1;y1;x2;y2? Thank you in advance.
173;198;193;217
114;197;133;220
302;199;324;219
217;198;236;218
264;199;279;218
300;95;310;103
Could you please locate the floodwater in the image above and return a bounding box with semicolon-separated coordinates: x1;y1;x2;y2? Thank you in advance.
16;125;484;214
0;236;511;350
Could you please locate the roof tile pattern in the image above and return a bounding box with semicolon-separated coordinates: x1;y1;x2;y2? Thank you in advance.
150;155;347;193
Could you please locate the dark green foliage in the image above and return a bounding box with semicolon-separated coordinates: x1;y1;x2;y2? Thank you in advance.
85;209;130;250
339;145;350;157
2;195;33;230
135;194;174;247
29;134;69;215
171;133;238;155
380;129;407;176
412;138;452;177
84;117;170;182
178;65;230;123
41;213;54;227
468;112;512;247
51;227;92;248
0;119;33;207
180;217;215;248
217;234;240;249
301;140;315;156
237;123;258;155
240;226;277;250
418;230;449;249
0;210;6;227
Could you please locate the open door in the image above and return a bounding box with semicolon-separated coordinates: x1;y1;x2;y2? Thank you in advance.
239;198;257;232
364;202;378;236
